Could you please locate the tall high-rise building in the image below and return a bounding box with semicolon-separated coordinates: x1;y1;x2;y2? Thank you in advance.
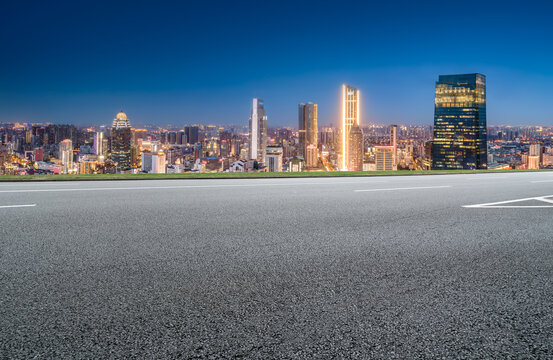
111;111;132;171
306;144;318;168
59;139;73;173
184;126;199;145
528;143;541;169
177;131;185;145
46;124;77;145
298;103;318;158
529;143;541;157
249;98;268;163
167;132;177;144
348;124;363;171
94;127;105;156
341;84;360;170
390;125;398;170
432;73;487;170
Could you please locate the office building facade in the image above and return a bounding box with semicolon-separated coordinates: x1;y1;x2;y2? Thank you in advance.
432;73;487;170
375;146;394;171
141;152;166;173
184;126;199;144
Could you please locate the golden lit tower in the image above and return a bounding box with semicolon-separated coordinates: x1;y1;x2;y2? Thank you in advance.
341;84;360;170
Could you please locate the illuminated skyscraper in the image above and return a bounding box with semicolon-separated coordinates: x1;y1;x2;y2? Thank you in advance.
59;139;73;173
341;84;360;170
432;74;487;170
298;103;318;158
390;125;398;170
348;124;363;171
111;111;132;171
249;98;268;163
94;126;106;156
528;143;541;169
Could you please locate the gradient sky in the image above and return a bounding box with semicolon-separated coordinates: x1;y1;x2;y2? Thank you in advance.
1;0;552;127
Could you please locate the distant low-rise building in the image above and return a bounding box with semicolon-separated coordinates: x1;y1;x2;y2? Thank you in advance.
288;156;304;172
229;160;245;172
266;146;283;172
375;146;394;171
141;151;166;173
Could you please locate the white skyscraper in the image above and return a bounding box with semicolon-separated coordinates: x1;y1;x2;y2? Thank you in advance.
59;139;73;173
94;127;105;156
249;98;268;163
341;84;360;170
390;125;398;170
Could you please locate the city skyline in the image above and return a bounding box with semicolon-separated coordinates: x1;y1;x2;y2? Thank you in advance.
1;1;553;127
2;3;553;358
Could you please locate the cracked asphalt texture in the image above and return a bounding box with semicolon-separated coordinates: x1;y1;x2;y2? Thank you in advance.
1;172;553;358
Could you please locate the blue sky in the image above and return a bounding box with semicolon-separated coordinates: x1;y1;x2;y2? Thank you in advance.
1;0;552;127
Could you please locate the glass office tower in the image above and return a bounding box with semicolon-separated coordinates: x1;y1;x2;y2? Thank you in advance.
298;102;318;158
432;73;487;170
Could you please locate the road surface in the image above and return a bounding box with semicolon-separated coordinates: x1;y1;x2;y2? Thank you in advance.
1;172;553;358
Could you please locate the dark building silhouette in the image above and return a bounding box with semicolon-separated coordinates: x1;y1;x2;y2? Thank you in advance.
298;102;318;158
185;126;199;144
111;111;132;171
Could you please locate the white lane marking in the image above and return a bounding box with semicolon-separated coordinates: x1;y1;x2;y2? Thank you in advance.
0;182;81;186
465;176;511;180
466;206;553;208
354;185;451;192
0;180;385;193
0;204;37;209
463;195;553;208
531;180;553;183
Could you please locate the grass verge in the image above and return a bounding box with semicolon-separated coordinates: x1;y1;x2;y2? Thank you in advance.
0;169;551;182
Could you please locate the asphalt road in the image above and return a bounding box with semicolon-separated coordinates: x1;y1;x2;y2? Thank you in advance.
1;172;553;359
